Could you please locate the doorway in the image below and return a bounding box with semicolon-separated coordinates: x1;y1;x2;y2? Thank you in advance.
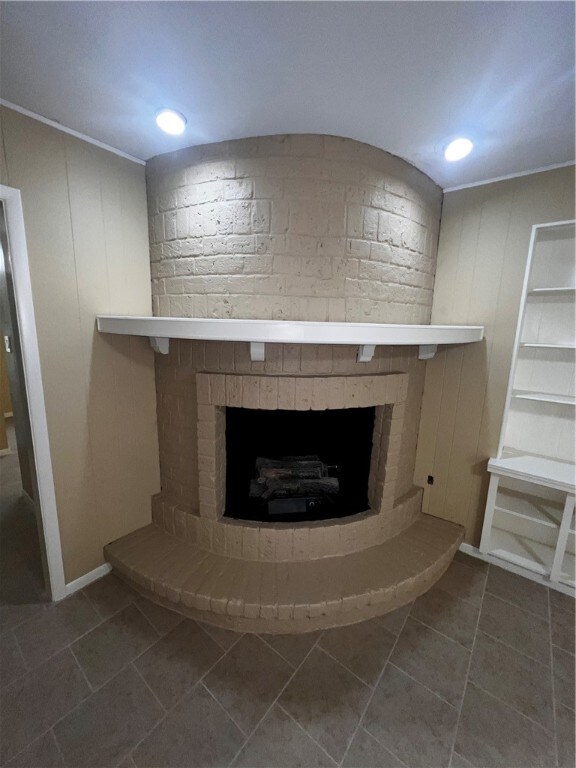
0;186;65;607
0;200;48;611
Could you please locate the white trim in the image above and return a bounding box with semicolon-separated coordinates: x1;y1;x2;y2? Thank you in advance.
0;100;145;166
0;185;67;601
459;543;575;597
443;160;575;193
65;563;112;597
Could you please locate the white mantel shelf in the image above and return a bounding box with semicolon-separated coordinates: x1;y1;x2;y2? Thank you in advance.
96;315;484;362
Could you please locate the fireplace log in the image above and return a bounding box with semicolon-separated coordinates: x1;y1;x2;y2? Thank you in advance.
255;457;327;476
250;477;339;500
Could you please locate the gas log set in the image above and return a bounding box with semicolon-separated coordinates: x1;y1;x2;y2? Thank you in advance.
249;456;339;517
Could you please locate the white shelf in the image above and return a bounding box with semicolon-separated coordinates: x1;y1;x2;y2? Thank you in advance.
512;391;576;406
528;287;576;294
488;456;576;493
96;315;484;362
520;343;576;350
487;529;575;588
494;505;559;531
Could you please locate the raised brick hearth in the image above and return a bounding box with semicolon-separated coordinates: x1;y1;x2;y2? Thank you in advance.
105;341;464;632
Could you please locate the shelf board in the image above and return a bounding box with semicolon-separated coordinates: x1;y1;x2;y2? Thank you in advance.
488;455;576;493
512;391;576;406
96;315;484;362
520;343;576;350
528;287;576;294
494;505;559;530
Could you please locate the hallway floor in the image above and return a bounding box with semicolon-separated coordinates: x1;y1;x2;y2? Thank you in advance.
0;419;45;630
0;542;574;768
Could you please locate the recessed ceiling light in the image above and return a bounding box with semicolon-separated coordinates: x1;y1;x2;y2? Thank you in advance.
444;137;473;162
156;109;187;135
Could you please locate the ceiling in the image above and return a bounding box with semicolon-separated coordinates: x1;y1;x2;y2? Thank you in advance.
1;1;574;188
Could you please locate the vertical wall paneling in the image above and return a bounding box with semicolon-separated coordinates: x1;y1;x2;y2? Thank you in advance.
0;107;160;581
415;166;575;544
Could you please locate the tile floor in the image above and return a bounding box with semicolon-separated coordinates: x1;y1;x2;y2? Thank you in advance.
1;423;574;767
0;551;574;768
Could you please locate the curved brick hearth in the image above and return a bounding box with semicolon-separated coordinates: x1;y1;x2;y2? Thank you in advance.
105;514;464;633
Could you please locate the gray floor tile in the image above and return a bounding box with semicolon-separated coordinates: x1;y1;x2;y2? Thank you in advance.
135;619;223;708
376;603;412;637
83;574;137;619
197;620;243;651
556;703;576;768
343;728;405;768
7;731;65;768
280;647;370;762
233;704;335;767
551;601;575;655
550;590;575;616
117;756;137;768
363;663;458;768
0;602;46;633
479;593;550;664
553;644;575;710
485;567;548;618
453;551;489;572
450;752;473;767
0;648;90;763
14;593;101;668
53;666;163;768
260;631;321;667
0;629;26;687
320;617;395;685
455;682;555;768
470;632;554;729
135;597;184;636
391;617;470;706
133;683;244;768
435;561;487;606
411;587;479;649
72;604;159;688
204;633;292;734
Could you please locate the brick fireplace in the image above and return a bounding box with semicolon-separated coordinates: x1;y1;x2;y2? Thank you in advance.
104;134;464;632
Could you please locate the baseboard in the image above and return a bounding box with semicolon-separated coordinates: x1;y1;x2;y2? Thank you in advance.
0;447;11;457
64;562;112;598
458;543;575;597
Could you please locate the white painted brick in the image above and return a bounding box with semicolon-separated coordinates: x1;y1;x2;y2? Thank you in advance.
224;179;253;200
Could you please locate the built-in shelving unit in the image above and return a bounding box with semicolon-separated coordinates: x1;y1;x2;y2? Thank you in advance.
96;316;484;363
480;220;576;591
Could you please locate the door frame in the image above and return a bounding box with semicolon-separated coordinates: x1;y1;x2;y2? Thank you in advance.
0;184;66;600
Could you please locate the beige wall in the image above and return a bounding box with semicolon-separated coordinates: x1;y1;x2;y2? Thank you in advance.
147;135;442;324
0;107;160;582
415;166;575;544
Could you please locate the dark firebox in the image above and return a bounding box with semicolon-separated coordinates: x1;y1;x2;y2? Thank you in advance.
225;406;375;523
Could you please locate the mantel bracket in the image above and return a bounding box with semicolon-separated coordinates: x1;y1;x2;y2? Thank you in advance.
150;337;170;355
357;345;376;363
250;341;266;362
418;344;438;360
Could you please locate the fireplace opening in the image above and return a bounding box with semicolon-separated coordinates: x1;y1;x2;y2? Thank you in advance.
225;406;376;523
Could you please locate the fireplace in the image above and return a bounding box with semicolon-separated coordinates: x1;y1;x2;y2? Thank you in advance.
103;135;465;633
225;406;376;522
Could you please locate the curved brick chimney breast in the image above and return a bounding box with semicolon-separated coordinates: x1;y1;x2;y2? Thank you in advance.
147;135;442;323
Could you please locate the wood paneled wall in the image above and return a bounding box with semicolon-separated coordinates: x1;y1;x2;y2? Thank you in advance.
415;166;575;544
0;107;160;582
